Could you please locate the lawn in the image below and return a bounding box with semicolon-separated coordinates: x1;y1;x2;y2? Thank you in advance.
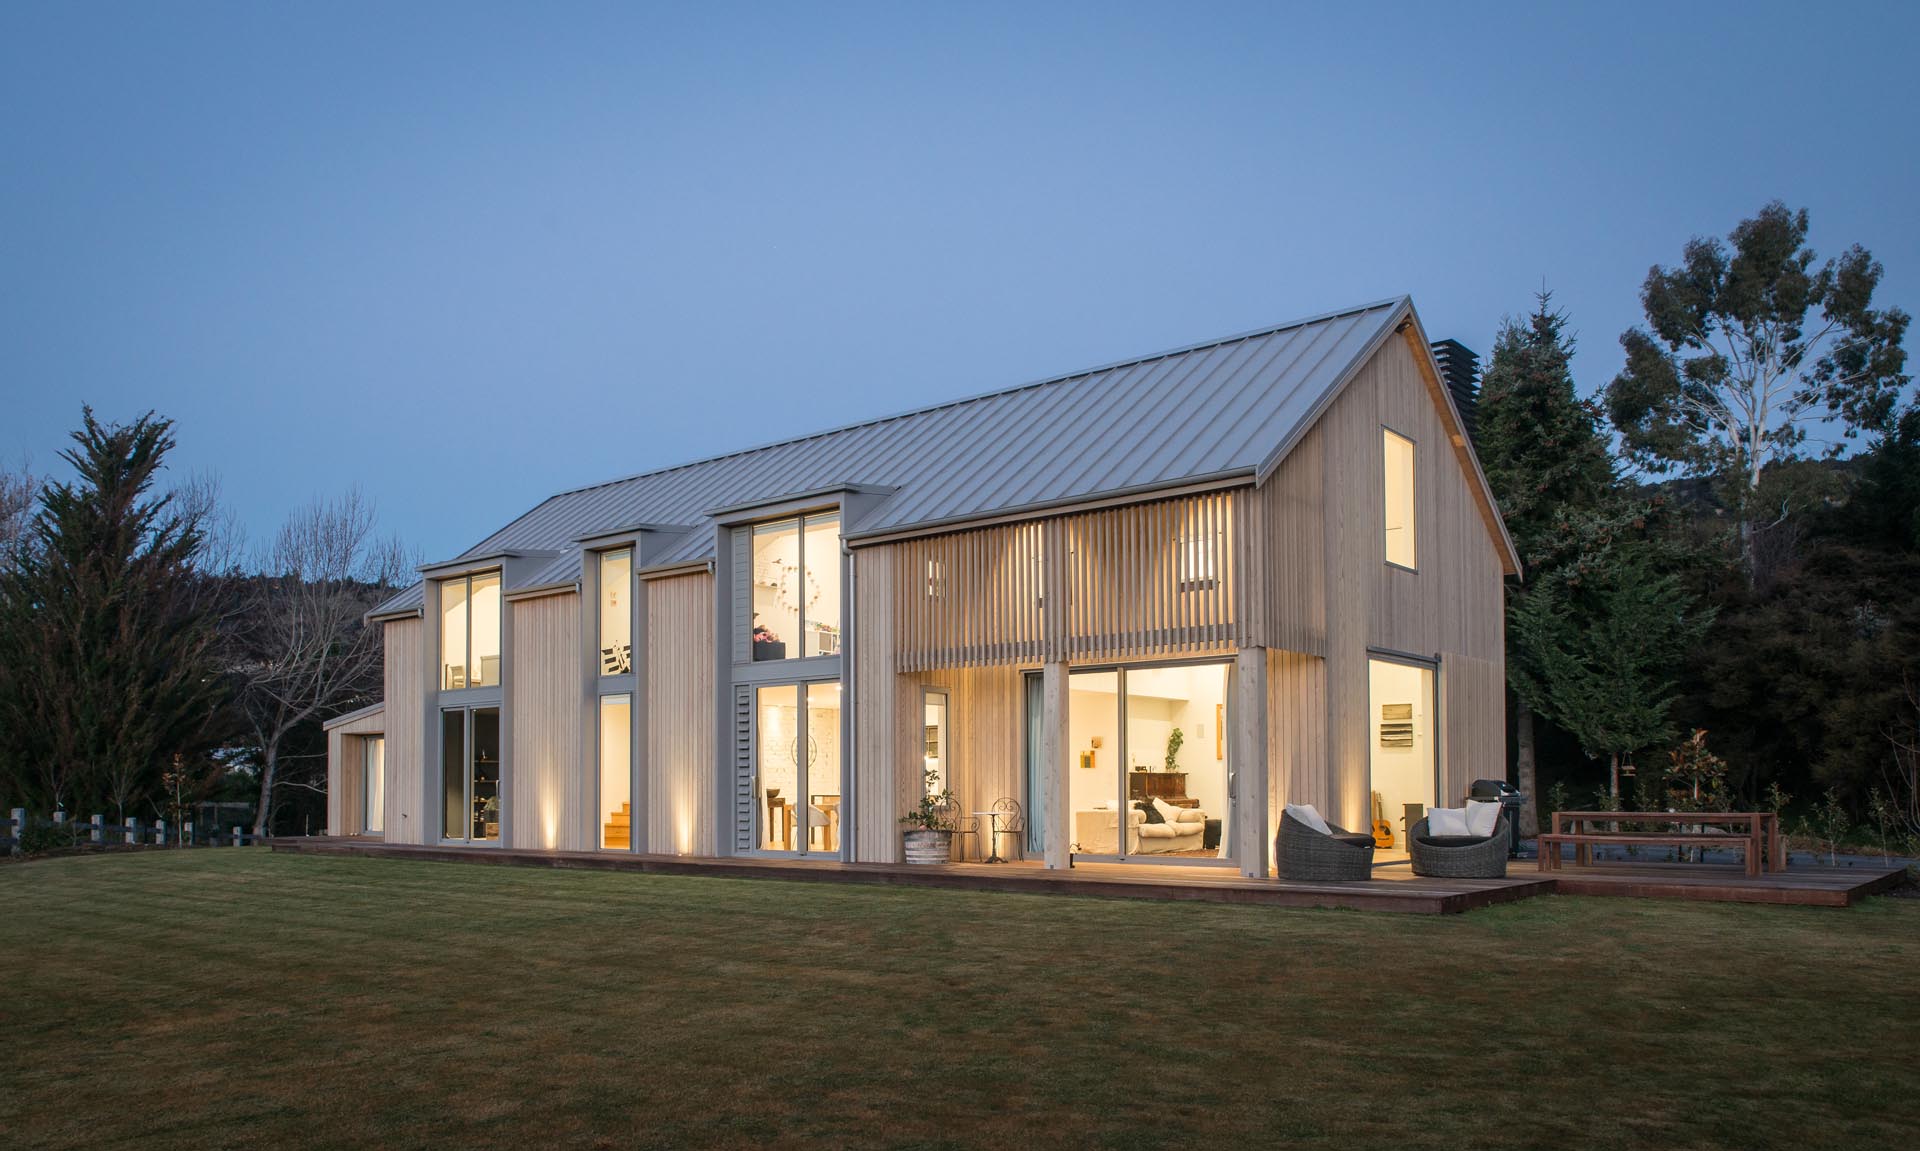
2;851;1915;1150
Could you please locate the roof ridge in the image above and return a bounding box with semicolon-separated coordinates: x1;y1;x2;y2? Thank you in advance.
544;296;1408;500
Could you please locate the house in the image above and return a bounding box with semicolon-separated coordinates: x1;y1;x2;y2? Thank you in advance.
325;297;1517;877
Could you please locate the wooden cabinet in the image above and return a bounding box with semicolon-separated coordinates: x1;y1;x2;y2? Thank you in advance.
1128;771;1198;807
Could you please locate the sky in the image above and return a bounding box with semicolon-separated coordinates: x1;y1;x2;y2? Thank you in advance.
3;1;1917;563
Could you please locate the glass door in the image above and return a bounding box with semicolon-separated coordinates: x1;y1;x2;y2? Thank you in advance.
1035;661;1235;865
1065;670;1122;857
363;736;385;835
440;707;501;843
753;682;842;854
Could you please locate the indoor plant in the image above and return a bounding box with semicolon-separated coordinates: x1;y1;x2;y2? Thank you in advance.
900;766;956;864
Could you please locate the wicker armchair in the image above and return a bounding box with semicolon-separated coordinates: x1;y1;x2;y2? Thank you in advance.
1275;810;1376;882
1407;816;1510;879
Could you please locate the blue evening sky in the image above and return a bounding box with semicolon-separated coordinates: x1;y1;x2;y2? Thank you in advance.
3;1;1916;562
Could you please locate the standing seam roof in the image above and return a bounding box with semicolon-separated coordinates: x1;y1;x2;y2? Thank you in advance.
369;298;1411;618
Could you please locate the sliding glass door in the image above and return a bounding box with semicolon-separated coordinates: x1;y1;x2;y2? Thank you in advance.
441;706;501;843
1035;660;1233;865
753;681;842;854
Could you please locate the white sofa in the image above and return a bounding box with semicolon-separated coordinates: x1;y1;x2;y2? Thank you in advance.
1073;804;1209;855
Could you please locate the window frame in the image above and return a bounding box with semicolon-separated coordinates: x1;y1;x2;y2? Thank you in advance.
439;570;503;691
746;511;842;665
1381;425;1418;572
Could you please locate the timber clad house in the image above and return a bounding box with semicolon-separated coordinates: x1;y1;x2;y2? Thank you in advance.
325;297;1518;877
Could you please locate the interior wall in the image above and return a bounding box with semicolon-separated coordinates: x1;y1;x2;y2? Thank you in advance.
1368;658;1435;839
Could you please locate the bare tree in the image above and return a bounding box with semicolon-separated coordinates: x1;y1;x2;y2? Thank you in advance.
0;463;38;572
232;491;408;836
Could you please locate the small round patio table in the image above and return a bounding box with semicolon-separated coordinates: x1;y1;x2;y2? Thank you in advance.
973;812;1005;863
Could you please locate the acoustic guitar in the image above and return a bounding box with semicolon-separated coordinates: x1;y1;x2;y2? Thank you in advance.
1370;791;1395;849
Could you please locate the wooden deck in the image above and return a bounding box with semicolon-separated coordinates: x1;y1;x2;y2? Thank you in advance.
272;838;1550;914
1543;860;1907;907
270;839;1907;913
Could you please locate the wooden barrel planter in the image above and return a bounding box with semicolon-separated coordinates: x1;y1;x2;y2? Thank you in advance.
902;829;953;864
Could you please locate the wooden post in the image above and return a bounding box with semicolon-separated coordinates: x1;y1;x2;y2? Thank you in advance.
184;821;194;847
232;825;243;847
1039;661;1070;870
1234;647;1270;878
155;818;168;846
8;808;22;850
125;816;140;846
90;814;104;845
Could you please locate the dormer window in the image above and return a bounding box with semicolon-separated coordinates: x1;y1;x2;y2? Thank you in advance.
441;571;502;690
1383;428;1417;570
598;549;633;676
750;513;841;660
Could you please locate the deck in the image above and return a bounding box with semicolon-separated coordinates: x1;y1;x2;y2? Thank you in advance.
270;839;1905;914
273;838;1550;914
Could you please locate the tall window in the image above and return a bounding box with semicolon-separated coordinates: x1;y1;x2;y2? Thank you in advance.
599;695;632;849
754;682;841;853
750;513;841;661
363;736;385;835
923;690;949;795
599;549;633;675
441;572;502;689
1383;429;1417;569
441;706;501;842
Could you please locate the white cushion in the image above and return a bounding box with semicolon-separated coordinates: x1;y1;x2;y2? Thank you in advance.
1428;806;1470;836
1175;808;1207;824
1151;798;1183;826
1466;800;1501;838
1284;803;1331;835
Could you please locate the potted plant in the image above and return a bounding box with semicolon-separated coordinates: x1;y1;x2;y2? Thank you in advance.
752;616;786;660
900;766;956;864
480;795;500;839
1164;727;1184;772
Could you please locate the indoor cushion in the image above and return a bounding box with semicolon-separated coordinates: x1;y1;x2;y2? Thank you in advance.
1138;821;1199;839
1466;800;1501;838
1285;803;1332;835
1175;808;1207;823
1428;806;1470;836
1151;798;1183;826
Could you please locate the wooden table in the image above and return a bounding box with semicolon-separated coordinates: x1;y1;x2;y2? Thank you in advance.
1541;811;1783;876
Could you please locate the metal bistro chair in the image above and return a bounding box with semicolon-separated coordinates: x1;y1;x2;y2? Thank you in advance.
991;797;1025;863
938;796;979;863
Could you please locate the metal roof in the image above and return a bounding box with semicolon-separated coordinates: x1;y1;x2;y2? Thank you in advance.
370;297;1415;618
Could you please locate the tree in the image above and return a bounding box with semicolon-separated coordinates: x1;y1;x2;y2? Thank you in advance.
1509;526;1714;798
1475;294;1618;833
0;464;37;572
1606;202;1910;585
0;409;224;817
230;491;406;836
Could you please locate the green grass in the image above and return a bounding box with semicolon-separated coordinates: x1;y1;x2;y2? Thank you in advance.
2;851;1916;1150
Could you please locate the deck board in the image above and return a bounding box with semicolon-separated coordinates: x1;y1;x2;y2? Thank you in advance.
269;839;1906;913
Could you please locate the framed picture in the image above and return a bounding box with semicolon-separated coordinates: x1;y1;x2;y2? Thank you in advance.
1078;749;1096;771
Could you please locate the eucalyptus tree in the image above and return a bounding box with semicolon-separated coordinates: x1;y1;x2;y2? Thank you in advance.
1606;202;1910;585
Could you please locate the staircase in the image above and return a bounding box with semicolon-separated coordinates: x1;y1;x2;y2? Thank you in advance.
603;803;631;849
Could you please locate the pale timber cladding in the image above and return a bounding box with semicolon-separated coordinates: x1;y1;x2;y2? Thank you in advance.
328;298;1515;864
323;704;384;836
889;489;1238;671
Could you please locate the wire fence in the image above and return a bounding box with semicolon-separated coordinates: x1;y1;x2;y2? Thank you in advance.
4;808;273;854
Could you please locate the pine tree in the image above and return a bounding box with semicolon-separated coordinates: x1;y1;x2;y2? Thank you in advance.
1475;294;1617;831
0;409;224;817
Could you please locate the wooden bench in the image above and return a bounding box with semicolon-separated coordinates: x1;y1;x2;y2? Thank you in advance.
1539;832;1762;876
1540;811;1782;877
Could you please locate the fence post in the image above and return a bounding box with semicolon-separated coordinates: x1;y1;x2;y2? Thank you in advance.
184;820;194;847
53;809;68;825
9;807;22;851
91;814;104;845
157;818;169;846
125;816;140;846
231;825;242;847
